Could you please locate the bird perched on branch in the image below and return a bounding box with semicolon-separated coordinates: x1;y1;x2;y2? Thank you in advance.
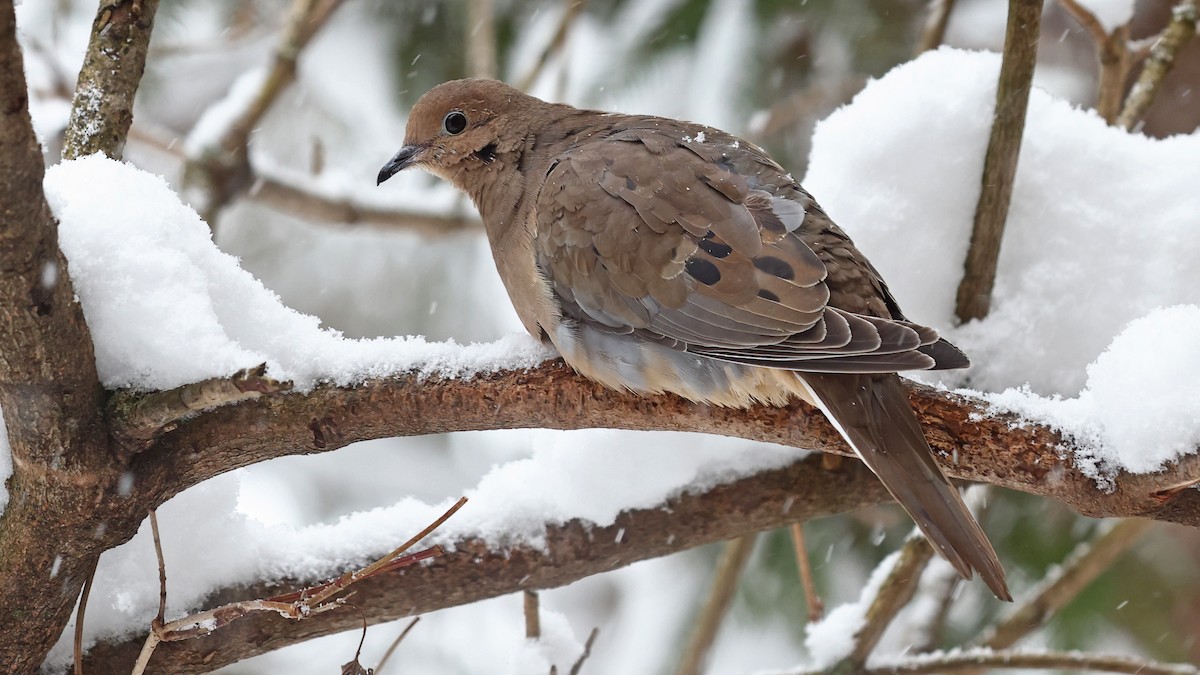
377;79;1010;600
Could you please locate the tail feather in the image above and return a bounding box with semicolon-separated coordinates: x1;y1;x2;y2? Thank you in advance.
799;372;1011;601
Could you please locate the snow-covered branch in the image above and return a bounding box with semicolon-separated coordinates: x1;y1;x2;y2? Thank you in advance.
80;451;895;673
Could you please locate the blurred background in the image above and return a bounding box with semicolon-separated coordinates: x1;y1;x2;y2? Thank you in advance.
15;0;1200;672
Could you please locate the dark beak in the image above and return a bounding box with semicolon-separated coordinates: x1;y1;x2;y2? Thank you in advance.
377;145;421;185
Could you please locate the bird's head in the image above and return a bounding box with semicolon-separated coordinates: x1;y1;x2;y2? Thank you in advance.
377;78;536;187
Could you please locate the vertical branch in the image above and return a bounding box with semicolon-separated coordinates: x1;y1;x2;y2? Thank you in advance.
1119;0;1199;129
955;0;1042;323
63;0;160;160
523;590;541;639
466;0;496;79
673;536;756;675
914;0;958;55
1058;0;1133;124
516;0;589;92
789;523;824;622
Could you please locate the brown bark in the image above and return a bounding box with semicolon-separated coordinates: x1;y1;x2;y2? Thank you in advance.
0;2;126;670
955;0;1042;322
62;0;159;160
82;452;896;674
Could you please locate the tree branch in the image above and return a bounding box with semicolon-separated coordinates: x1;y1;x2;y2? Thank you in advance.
914;0;958;55
955;0;1042;322
839;648;1199;675
1058;0;1134;124
0;1;123;668
81;452;896;673
846;535;936;668
978;518;1153;649
674;535;756;675
63;0;159;160
1118;0;1198;130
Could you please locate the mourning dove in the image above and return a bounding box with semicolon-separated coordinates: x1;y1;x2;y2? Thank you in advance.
377;79;1010;601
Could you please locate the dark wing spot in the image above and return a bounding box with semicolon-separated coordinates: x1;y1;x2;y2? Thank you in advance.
754;256;795;280
625;176;636;190
697;238;732;259
757;289;780;302
685;258;721;285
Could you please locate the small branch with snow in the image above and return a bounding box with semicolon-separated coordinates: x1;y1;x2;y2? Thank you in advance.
829;647;1199;674
1118;0;1199;130
516;0;591;92
187;0;347;225
674;535;757;675
524;590;542;639
843;534;937;669
978;518;1152;650
955;0;1041;322
130;498;464;673
63;0;160;161
108;363;293;453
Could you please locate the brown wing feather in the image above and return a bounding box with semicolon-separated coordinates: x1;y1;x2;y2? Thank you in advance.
535;127;965;373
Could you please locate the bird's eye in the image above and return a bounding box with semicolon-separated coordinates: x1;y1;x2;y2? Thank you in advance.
443;111;468;135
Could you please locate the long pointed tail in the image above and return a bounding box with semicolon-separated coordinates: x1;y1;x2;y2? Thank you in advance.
799;372;1011;601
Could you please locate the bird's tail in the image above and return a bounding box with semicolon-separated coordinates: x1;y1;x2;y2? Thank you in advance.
799;372;1011;601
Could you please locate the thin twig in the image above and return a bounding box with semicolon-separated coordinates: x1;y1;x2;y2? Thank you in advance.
516;0;590;92
303;497;468;609
63;0;160;160
673;535;756;675
914;0;958;55
789;523;824;622
73;560;97;675
524;590;541;639
844;534;936;669
150;510;166;626
1118;0;1199;129
955;0;1042;322
979;519;1152;649
375;617;420;675
569;627;600;675
1058;0;1134;123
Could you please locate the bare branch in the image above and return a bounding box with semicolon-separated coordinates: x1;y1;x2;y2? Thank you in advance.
790;523;824;622
524;590;541;639
63;0;160;160
374;617;420;675
674;535;756;675
516;1;590;92
248;175;480;233
979;518;1153;649
914;0;958;55
1118;0;1199;130
1058;0;1134;123
955;0;1042;322
73;562;98;675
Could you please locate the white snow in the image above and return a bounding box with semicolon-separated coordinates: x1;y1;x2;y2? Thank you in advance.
45;430;804;666
43;155;554;392
803;550;900;668
985;306;1200;479
183;68;267;159
806;47;1200;480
